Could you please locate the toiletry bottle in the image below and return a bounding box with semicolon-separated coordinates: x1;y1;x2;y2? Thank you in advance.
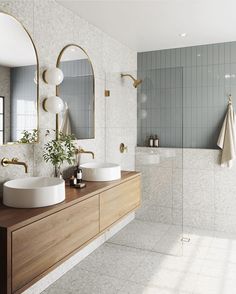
77;168;83;183
154;135;159;147
70;176;77;186
149;135;154;147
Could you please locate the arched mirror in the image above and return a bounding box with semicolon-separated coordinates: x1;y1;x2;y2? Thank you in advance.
0;12;39;145
57;44;95;139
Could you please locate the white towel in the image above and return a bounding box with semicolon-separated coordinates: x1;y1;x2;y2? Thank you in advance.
217;101;236;167
60;104;72;135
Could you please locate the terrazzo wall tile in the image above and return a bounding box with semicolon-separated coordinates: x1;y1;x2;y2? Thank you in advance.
136;147;236;233
0;0;137;191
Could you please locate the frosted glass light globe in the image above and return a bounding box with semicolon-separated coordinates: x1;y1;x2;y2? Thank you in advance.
44;96;64;114
43;68;64;85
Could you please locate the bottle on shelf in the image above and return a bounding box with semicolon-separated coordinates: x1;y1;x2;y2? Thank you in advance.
154;135;159;147
148;135;154;147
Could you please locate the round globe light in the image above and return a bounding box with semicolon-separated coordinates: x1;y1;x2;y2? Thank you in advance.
43;96;64;114
43;67;64;85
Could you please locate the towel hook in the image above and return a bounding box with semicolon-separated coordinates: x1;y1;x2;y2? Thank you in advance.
228;94;232;105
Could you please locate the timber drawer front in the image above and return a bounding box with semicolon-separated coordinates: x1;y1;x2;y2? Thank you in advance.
12;195;99;292
0;171;140;294
100;177;141;231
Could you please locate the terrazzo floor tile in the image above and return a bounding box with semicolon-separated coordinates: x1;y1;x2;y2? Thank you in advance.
77;242;147;280
43;268;125;294
152;225;183;255
117;280;194;294
107;219;170;250
193;275;236;294
128;252;198;293
41;222;236;294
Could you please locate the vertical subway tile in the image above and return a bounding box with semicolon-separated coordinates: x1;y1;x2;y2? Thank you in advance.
165;49;171;68
230;42;236;63
219;43;225;64
170;48;176;67
224;42;231;64
175;48;181;66
212;44;219;65
207;44;213;65
201;45;208;66
185;46;192;67
160;50;166;68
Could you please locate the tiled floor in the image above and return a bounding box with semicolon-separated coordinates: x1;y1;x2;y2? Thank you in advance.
43;220;236;294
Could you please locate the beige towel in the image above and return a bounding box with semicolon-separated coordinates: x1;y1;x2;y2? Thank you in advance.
217;102;236;167
60;104;72;135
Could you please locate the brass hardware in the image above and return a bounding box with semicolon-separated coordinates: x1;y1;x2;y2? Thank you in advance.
121;73;142;88
42;98;48;112
120;143;128;153
75;148;95;159
1;157;28;173
0;12;39;146
56;44;95;141
42;70;47;84
228;94;232;105
105;90;110;97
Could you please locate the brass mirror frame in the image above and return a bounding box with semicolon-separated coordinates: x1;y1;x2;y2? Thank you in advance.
56;44;95;140
0;11;39;146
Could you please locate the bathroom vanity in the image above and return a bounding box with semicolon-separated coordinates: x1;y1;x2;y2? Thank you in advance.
0;171;141;294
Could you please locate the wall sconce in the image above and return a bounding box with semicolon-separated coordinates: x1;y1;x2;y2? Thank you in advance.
43;96;64;114
42;67;64;85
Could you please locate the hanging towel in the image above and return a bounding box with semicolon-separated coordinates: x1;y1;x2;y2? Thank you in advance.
60;103;72;135
217;98;236;167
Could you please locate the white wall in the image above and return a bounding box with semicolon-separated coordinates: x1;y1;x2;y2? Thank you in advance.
0;0;137;188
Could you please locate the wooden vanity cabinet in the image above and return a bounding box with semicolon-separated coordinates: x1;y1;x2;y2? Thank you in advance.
100;177;141;231
11;196;99;292
0;171;141;294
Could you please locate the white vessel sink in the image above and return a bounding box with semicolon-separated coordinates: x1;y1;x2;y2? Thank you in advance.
3;177;65;208
80;162;121;181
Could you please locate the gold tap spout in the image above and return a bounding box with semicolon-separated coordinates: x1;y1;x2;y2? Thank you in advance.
75;148;95;159
1;157;28;173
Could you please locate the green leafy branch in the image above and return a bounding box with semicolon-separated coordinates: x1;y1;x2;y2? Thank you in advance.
43;131;76;168
18;129;38;144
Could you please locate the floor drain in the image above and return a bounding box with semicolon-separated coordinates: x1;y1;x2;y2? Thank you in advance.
181;237;190;242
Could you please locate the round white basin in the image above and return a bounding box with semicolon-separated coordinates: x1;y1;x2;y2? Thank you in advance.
80;162;121;181
3;177;65;208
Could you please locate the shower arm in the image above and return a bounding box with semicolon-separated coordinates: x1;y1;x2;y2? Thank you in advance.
121;73;136;82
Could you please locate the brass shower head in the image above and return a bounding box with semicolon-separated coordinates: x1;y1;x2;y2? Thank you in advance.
121;73;142;88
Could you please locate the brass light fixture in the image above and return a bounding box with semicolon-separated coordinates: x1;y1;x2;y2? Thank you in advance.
121;73;142;88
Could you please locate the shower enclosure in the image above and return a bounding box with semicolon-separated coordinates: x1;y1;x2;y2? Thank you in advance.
105;68;184;257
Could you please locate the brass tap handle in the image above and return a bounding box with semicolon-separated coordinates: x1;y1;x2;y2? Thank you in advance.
12;158;19;163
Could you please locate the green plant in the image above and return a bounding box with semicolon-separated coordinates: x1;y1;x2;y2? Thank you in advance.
43;131;76;173
18;129;38;144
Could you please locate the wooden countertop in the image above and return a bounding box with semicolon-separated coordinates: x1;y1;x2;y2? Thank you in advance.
0;171;140;231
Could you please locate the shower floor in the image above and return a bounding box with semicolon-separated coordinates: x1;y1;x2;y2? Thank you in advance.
43;219;236;294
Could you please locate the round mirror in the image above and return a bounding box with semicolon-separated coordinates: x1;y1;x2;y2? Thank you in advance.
57;45;95;140
0;12;39;145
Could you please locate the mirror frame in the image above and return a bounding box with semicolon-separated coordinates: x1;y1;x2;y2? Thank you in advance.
56;44;95;140
0;11;39;146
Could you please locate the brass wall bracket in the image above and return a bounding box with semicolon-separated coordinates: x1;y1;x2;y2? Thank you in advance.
120;143;128;153
105;90;110;97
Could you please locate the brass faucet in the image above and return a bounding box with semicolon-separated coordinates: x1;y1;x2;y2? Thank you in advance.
1;158;28;173
75;148;95;159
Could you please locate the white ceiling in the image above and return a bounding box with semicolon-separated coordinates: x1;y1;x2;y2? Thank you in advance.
57;0;236;52
0;13;36;67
